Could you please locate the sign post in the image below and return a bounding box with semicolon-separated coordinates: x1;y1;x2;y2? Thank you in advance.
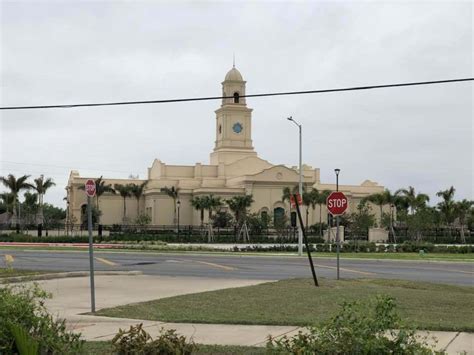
84;179;96;312
326;191;348;280
292;194;319;287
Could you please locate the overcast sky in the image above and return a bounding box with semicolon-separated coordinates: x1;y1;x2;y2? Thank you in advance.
1;1;472;208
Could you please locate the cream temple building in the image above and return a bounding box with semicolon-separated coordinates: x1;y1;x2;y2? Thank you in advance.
67;66;386;226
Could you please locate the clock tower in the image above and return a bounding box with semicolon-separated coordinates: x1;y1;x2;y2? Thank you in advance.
210;66;257;165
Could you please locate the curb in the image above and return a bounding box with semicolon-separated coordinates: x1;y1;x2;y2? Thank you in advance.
0;270;143;284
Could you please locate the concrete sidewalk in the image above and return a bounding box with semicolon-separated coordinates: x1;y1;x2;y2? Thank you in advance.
32;275;473;354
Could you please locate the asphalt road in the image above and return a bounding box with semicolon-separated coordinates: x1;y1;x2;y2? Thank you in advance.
1;249;473;286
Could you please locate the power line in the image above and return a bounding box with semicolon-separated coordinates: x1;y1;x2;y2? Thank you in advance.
1;78;472;111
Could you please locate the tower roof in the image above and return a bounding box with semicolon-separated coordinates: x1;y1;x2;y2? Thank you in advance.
224;67;243;81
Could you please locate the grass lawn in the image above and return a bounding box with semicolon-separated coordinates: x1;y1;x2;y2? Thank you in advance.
83;341;265;354
314;252;474;261
0;268;52;278
96;278;474;332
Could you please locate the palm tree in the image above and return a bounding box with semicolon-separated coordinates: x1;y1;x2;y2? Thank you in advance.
0;174;33;232
161;186;180;225
204;195;222;221
130;181;147;217
114;184;133;223
22;191;39;225
454;199;473;243
282;185;301;231
33;175;56;226
282;185;300;204
78;176;115;223
364;192;387;225
190;196;206;226
393;193;410;215
396;186;430;214
226;195;254;229
0;192;15;213
383;189;399;241
315;189;331;237
365;189;398;240
437;186;456;231
302;189;317;230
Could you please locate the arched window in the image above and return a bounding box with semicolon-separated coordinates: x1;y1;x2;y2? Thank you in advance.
233;92;240;103
273;207;286;228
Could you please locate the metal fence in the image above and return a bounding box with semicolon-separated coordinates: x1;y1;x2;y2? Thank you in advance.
1;222;472;244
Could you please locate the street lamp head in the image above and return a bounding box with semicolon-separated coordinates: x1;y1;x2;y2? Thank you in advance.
177;200;181;207
287;116;293;121
335;168;341;176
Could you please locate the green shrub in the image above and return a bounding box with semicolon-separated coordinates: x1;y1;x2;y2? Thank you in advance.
344;241;377;253
111;323;196;354
9;323;39;355
0;283;83;354
399;241;436;253
266;295;436;354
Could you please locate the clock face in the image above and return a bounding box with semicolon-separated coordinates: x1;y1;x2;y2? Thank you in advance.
232;122;243;134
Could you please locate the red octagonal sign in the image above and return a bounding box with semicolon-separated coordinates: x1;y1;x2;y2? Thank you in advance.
84;179;96;198
326;191;348;216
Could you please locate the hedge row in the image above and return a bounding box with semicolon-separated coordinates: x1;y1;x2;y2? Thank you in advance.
0;233;325;244
230;242;474;254
0;234;472;253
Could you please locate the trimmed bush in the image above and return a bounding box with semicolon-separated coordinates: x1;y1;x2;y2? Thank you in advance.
112;323;196;354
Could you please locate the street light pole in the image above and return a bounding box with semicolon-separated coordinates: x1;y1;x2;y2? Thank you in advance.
335;168;340;280
287;116;303;256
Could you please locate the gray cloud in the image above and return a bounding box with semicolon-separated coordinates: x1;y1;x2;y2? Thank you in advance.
1;1;472;207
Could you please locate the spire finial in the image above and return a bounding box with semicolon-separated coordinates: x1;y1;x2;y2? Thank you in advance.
233;53;235;68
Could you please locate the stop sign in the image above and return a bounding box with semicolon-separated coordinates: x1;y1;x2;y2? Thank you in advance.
84;179;96;197
326;191;348;216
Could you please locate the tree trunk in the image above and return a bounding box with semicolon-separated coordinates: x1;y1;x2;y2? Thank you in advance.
96;196;101;224
123;197;127;223
417;230;423;242
319;204;323;237
36;193;44;225
306;206;309;231
200;209;204;226
13;197;19;233
379;205;383;227
460;224;466;244
136;197;140;218
173;199;177;226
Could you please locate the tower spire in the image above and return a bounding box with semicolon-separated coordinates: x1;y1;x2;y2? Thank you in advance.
233;53;235;68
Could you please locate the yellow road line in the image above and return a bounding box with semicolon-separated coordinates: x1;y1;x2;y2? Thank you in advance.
314;264;375;276
94;257;117;266
193;260;236;271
